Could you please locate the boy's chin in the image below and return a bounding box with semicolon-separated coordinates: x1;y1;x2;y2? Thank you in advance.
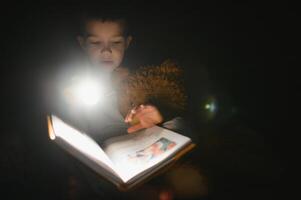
93;62;118;72
102;65;117;72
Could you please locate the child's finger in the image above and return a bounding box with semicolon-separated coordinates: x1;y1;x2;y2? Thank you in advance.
133;109;154;119
124;105;145;122
127;123;144;133
125;109;135;122
124;105;140;122
132;104;145;114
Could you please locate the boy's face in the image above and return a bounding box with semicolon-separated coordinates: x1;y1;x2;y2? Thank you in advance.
78;20;132;72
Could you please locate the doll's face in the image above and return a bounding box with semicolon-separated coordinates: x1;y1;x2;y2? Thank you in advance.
78;20;132;72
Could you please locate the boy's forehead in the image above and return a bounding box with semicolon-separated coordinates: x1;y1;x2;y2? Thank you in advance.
84;20;125;38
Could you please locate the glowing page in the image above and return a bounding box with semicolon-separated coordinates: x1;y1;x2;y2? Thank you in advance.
103;126;191;182
50;115;120;178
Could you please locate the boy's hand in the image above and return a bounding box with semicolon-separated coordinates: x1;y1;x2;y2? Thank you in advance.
125;105;163;133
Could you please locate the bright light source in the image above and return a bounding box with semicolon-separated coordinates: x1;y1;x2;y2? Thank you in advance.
204;99;217;113
73;79;103;106
205;104;211;109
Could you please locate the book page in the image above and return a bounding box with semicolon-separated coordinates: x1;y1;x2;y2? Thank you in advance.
51;115;119;176
103;126;191;182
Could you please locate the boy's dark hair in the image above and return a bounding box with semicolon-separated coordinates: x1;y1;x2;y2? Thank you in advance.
78;6;131;37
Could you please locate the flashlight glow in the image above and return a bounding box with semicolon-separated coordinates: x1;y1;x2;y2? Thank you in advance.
74;79;102;106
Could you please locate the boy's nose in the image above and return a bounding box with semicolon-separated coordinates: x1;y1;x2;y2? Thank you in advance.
100;45;112;54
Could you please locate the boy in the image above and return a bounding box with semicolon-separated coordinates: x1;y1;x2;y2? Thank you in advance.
69;9;165;139
59;9;185;199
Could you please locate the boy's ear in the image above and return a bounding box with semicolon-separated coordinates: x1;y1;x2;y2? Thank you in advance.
77;36;86;50
125;36;133;49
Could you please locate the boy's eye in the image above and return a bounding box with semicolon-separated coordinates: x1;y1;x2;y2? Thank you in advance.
112;41;122;44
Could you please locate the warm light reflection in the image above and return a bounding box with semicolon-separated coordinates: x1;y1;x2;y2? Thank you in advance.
47;116;56;140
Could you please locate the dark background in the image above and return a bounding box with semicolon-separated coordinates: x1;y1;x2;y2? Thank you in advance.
1;1;290;199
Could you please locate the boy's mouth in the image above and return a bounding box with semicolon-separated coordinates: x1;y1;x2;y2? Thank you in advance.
101;60;114;65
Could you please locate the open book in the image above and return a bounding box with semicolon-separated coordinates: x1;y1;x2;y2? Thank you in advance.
47;115;195;191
